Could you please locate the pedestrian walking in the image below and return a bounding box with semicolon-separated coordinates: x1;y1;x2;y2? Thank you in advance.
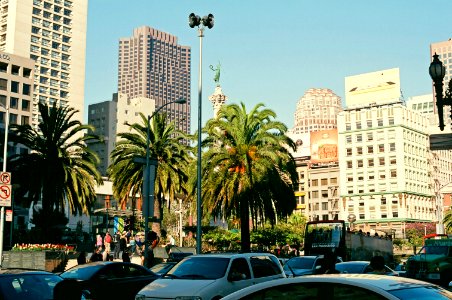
113;231;121;259
77;251;87;265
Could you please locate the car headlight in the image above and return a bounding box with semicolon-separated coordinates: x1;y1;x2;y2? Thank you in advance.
135;294;146;300
175;297;202;300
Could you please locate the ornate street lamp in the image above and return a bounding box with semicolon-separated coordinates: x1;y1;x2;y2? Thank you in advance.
429;53;452;131
188;12;214;255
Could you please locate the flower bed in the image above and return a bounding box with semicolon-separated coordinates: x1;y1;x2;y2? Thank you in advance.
3;244;73;272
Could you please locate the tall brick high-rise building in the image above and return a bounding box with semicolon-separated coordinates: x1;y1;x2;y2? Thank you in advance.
118;26;191;134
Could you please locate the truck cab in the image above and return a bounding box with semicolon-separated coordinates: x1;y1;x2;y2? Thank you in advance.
405;234;452;286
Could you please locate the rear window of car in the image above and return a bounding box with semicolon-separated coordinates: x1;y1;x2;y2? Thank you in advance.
61;264;102;280
335;263;366;273
168;257;230;279
250;256;282;278
285;257;316;270
389;286;452;300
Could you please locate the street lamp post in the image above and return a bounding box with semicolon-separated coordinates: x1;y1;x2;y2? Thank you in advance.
142;98;186;267
0;100;9;265
188;12;214;255
429;53;452;131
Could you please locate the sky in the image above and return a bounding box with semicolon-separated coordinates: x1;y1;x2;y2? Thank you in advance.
84;0;452;132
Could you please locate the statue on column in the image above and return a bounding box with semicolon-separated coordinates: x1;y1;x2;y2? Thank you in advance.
209;62;221;86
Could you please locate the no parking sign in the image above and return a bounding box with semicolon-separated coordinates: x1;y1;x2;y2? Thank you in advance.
0;172;11;207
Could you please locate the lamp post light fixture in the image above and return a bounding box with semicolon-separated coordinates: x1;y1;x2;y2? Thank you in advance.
429;53;452;131
188;12;214;255
142;98;186;267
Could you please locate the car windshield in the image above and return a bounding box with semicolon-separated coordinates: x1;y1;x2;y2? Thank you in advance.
335;263;366;273
418;246;448;255
60;264;103;280
284;257;316;269
150;263;174;274
389;286;452;300
167;257;230;280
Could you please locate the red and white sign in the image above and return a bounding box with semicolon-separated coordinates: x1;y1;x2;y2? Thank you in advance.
5;209;12;222
0;172;11;184
0;184;11;207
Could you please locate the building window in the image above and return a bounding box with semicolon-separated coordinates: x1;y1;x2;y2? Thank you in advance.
379;157;385;166
321;178;328;185
367;146;373;154
21;99;30;111
356;134;362;142
378;119;383;126
346;123;351;130
378;144;385;153
357;147;363;155
346;148;352;156
357;160;363;167
390;170;397;178
367;120;372;128
346;135;352;143
21;115;30;125
388;118;394;125
389;143;395;151
330;178;337;184
381;214;387;218
23;84;31;96
311;191;319;198
11;81;19;93
347;161;352;168
322;202;328;210
0;78;7;91
356;122;361;129
368;159;374;167
10;97;18;109
9;113;17;125
393;212;398;218
311;179;318;187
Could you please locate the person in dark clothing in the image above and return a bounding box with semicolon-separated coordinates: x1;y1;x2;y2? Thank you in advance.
89;246;103;262
144;231;160;268
317;251;340;274
113;231;121;259
120;232;127;256
77;251;87;265
122;249;131;263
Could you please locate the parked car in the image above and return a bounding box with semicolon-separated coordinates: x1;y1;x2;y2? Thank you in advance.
60;261;158;300
283;255;343;277
394;262;407;276
335;261;398;276
0;268;63;300
221;274;452;300
149;262;177;276
135;252;285;300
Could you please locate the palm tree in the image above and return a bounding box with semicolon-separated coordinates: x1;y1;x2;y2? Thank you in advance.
444;209;452;233
9;102;103;240
108;112;190;234
201;102;298;252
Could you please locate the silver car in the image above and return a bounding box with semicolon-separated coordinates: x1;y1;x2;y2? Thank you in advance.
221;274;452;300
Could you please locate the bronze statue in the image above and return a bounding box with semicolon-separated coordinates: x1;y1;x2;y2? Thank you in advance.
209;62;221;85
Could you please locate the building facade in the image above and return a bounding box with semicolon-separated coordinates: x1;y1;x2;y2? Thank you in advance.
0;0;88;125
118;26;191;134
292;88;342;134
338;102;435;237
88;93;155;176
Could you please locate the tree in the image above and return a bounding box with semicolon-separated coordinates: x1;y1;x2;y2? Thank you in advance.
9;102;102;241
108;113;190;234
405;222;436;253
444;209;452;233
201;103;298;252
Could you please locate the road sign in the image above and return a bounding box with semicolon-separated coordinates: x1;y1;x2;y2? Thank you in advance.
0;172;11;184
0;184;11;206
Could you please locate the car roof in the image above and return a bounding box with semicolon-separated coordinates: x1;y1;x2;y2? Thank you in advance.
187;252;277;259
222;274;438;299
336;261;369;265
0;268;55;275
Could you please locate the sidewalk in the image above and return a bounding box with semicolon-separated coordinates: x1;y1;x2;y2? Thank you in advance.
65;254;142;271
